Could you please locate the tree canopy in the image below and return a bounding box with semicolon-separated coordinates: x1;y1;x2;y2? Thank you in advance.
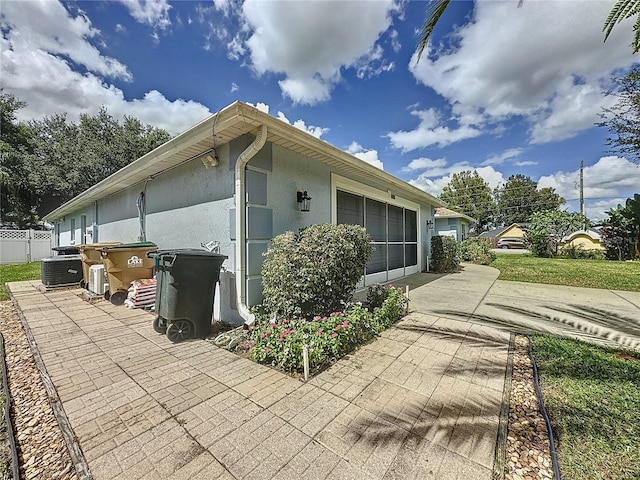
598;65;640;164
439;170;495;231
526;210;589;257
494;174;564;226
438;171;565;232
0;92;171;228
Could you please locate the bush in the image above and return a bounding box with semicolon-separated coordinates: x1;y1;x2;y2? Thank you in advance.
250;286;407;373
261;224;372;320
525;232;553;257
457;238;496;265
558;244;605;260
430;235;458;272
366;282;396;311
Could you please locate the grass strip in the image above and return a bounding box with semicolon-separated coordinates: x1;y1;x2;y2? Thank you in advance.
531;335;640;480
0;263;41;301
492;254;640;291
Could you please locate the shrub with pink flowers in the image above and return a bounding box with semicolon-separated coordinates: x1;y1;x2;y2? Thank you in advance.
250;285;408;374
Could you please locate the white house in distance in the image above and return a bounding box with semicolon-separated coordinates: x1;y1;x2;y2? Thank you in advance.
44;101;445;325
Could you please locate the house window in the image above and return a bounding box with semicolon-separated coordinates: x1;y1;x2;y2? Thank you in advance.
336;191;364;226
81;215;87;243
70;218;76;243
336;188;418;278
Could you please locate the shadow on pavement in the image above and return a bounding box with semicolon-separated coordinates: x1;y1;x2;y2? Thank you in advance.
433;303;640;351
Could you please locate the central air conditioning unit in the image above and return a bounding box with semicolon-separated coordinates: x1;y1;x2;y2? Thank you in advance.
41;255;83;287
89;264;108;295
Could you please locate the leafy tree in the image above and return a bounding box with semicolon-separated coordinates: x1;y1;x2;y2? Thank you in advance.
601;202;634;260
623;193;640;257
537;187;565;211
439;170;495;231
525;210;590;257
494;174;564;226
598;65;640;164
21;106;171;217
0;91;37;228
417;0;639;61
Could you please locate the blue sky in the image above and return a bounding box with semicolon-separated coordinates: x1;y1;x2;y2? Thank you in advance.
2;0;639;221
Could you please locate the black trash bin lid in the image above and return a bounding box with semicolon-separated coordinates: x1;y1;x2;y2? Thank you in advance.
52;245;79;254
153;248;228;259
104;241;157;249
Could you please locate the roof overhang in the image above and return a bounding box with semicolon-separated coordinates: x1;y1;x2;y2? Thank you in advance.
434;207;476;223
45;101;445;220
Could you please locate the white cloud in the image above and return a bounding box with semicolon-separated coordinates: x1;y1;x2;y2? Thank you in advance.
406;159;505;198
245;102;329;138
1;0;131;80
213;0;232;17
274;110;329;139
538;156;640;202
1;0;211;136
231;82;239;93
247;102;270;113
236;0;401;104
346;142;384;170
481;148;524;166
409;1;637;145
402;157;447;172
585;198;627;221
118;0;171;30
387;108;482;152
389;29;401;53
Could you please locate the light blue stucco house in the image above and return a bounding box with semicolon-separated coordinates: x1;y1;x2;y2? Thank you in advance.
44;101;445;324
434;207;475;241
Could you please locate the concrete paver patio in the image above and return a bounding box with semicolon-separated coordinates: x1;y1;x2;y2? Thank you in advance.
7;277;512;480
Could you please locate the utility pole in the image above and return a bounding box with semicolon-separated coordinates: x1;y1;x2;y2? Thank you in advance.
579;160;584;217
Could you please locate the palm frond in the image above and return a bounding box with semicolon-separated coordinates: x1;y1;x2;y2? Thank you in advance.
633;11;640;53
603;0;640;45
416;0;451;63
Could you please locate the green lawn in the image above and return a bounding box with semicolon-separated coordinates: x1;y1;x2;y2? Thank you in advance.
0;262;41;301
532;335;640;480
491;254;640;291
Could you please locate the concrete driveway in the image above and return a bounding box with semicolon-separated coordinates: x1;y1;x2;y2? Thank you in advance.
399;263;640;352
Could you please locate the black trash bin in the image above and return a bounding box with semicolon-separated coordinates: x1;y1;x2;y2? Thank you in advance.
148;249;227;343
52;245;80;255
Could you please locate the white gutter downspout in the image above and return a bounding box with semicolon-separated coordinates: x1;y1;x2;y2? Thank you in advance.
235;124;267;325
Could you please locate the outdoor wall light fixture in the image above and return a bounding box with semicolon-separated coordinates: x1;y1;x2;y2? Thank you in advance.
297;191;312;212
200;148;219;168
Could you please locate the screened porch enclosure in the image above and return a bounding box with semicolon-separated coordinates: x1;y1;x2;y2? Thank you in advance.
336;189;418;285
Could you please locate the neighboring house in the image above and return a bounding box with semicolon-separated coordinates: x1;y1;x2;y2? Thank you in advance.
44;101;445;325
479;223;528;247
433;207;475;241
559;229;605;251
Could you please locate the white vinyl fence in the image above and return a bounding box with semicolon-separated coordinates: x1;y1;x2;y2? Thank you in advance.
0;229;54;264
